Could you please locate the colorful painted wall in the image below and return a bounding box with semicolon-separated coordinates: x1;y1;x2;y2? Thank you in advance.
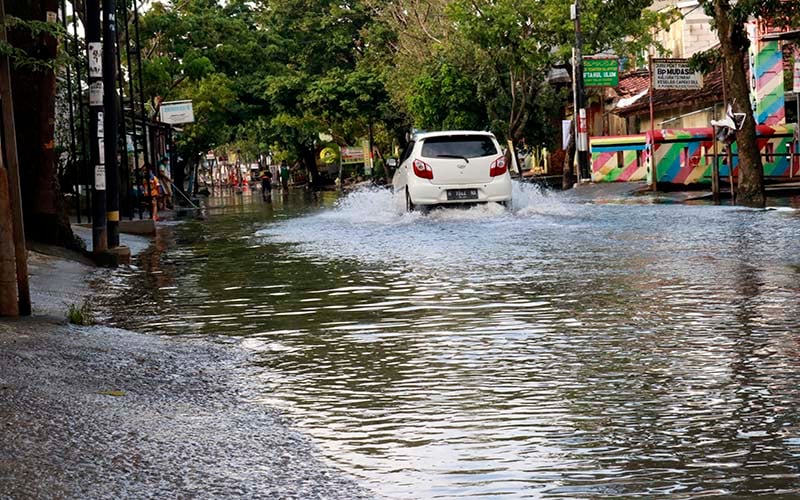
590;135;648;182
747;22;786;125
648;125;797;185
591;125;798;184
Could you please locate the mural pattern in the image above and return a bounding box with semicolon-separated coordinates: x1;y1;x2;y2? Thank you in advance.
591;125;798;185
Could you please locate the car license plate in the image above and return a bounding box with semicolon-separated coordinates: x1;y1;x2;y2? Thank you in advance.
446;189;478;201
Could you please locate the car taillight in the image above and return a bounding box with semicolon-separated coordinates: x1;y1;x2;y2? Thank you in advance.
490;156;507;177
413;159;433;179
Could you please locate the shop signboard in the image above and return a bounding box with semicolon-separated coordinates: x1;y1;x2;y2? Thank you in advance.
159;100;195;124
341;146;365;164
652;58;703;90
583;57;619;87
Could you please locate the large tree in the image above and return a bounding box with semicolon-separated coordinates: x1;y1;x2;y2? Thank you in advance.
137;0;391;187
699;0;799;207
366;0;672;147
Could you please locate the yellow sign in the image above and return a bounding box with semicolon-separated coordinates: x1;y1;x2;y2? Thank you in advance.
320;147;337;164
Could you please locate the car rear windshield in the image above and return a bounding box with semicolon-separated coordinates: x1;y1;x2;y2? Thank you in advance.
421;135;498;159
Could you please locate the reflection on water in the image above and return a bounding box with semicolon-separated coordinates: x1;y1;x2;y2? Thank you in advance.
102;184;800;498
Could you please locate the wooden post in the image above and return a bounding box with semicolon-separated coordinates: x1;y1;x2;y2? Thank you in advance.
794;96;799;178
648;55;657;192
712;125;720;202
0;0;31;316
727;143;735;205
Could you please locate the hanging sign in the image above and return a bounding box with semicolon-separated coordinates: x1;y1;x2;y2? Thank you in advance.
97;112;104;138
652;58;703;90
95;165;106;190
46;11;57;23
793;61;800;94
159;100;195;124
89;81;103;106
98;139;105;165
88;43;103;77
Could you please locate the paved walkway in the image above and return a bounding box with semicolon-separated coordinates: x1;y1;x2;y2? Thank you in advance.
0;247;373;499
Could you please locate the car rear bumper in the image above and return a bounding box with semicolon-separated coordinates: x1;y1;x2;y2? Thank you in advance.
407;177;512;205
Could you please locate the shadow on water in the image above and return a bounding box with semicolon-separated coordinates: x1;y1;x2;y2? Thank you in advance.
98;184;800;499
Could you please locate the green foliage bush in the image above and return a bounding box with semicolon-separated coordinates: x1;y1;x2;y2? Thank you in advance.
66;301;94;326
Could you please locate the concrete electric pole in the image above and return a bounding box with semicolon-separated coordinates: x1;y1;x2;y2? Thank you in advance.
572;0;590;181
87;0;108;254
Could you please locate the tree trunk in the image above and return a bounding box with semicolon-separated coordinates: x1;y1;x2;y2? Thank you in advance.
562;126;577;189
712;0;765;207
299;144;320;189
0;168;19;316
7;0;79;247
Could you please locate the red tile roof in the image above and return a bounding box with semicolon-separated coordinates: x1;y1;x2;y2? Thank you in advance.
612;65;724;116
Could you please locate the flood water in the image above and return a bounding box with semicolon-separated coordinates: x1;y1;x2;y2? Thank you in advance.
102;183;800;498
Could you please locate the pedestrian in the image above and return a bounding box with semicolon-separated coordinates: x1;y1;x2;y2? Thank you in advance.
158;157;174;210
142;163;160;221
280;161;290;192
260;169;273;201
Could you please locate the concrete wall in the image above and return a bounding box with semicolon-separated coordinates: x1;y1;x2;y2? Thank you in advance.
682;6;717;57
652;2;716;58
635;104;722;134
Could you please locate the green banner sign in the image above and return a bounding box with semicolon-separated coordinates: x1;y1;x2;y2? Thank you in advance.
583;58;619;87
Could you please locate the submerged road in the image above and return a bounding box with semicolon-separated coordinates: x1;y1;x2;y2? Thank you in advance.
89;182;800;497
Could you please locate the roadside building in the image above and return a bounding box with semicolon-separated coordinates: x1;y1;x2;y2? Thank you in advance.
585;2;799;185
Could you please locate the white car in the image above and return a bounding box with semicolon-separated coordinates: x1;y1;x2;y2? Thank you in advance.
392;130;512;211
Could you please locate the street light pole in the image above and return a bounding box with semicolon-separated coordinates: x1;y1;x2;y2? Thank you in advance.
572;0;590;181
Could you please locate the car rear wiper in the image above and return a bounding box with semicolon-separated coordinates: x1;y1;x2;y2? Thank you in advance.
436;154;469;162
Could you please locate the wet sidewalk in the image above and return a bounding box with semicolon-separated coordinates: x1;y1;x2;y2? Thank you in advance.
0;247;373;499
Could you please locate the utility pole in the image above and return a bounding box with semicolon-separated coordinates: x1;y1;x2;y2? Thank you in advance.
87;0;107;254
114;7;131;219
71;0;87;223
103;0;119;247
60;0;79;224
572;0;590;181
121;0;143;219
133;0;151;190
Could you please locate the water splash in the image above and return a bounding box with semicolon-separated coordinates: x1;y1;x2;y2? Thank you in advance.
511;181;575;217
326;186;407;224
321;181;573;223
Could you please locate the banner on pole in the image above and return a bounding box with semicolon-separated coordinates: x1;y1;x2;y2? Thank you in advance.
793;61;800;94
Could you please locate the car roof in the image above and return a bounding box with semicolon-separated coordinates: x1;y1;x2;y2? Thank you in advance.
413;130;496;141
